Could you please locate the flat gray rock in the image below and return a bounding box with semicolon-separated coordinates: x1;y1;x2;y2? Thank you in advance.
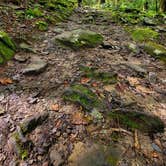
23;56;47;74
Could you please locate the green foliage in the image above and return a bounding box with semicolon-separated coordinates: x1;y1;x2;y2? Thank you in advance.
26;7;43;18
131;27;158;42
35;21;48;31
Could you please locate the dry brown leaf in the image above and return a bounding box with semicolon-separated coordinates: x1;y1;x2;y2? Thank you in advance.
72;112;88;125
134;129;140;150
92;82;98;87
151;151;159;158
0;78;13;85
81;77;90;84
136;85;153;94
50;104;59;111
55;119;62;128
115;82;127;93
127;76;140;86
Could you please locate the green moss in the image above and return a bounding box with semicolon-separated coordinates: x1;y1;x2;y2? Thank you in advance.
0;31;16;50
131;27;158;42
12;132;29;160
63;84;103;111
0;56;4;64
144;41;166;62
0;31;16;64
80;66;117;84
107;155;119;166
55;29;104;49
0;41;15;63
108;110;164;134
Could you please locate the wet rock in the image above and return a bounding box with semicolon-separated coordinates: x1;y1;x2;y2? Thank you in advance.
19;43;35;53
23;56;47;74
68;141;122;166
8;127;31;160
101;41;113;49
151;143;162;153
54;29;103;49
144;42;166;62
14;54;28;62
49;148;63;166
124;63;147;76
148;72;157;84
108;110;164;134
143;17;156;26
20;111;49;135
156;26;166;32
63;84;103;111
53;28;64;34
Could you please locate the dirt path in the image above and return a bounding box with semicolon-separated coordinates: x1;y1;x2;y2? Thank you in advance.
0;8;166;166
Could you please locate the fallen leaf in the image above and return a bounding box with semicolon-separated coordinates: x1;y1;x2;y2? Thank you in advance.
134;129;140;150
136;85;153;94
81;77;90;84
0;78;13;85
92;82;98;87
50;104;59;111
115;82;127;93
103;85;115;92
55;119;62;128
72;112;88;125
127;76;140;86
151;151;159;158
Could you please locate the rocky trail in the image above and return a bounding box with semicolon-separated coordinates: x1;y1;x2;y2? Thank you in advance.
0;8;166;166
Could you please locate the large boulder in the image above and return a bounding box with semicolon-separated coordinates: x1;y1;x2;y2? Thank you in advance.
0;31;16;64
54;29;103;49
144;41;166;62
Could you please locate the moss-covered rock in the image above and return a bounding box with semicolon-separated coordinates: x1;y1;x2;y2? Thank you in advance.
0;31;16;64
108;110;164;134
63;84;103;111
131;27;158;42
80;65;117;84
10;128;31;160
20;112;49;135
55;29;104;49
144;41;166;62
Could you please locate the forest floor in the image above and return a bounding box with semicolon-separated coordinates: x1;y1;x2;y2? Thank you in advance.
0;7;166;166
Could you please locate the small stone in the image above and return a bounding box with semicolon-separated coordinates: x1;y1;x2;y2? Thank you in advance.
151;143;162;153
19;43;35;53
49;149;63;166
42;162;49;166
143;17;156;26
28;159;33;164
148;72;157;84
23;56;47;74
20;111;49;134
128;43;140;54
14;54;28;62
0;106;5;116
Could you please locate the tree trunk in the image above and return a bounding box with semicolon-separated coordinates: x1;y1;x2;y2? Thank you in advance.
160;0;166;12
